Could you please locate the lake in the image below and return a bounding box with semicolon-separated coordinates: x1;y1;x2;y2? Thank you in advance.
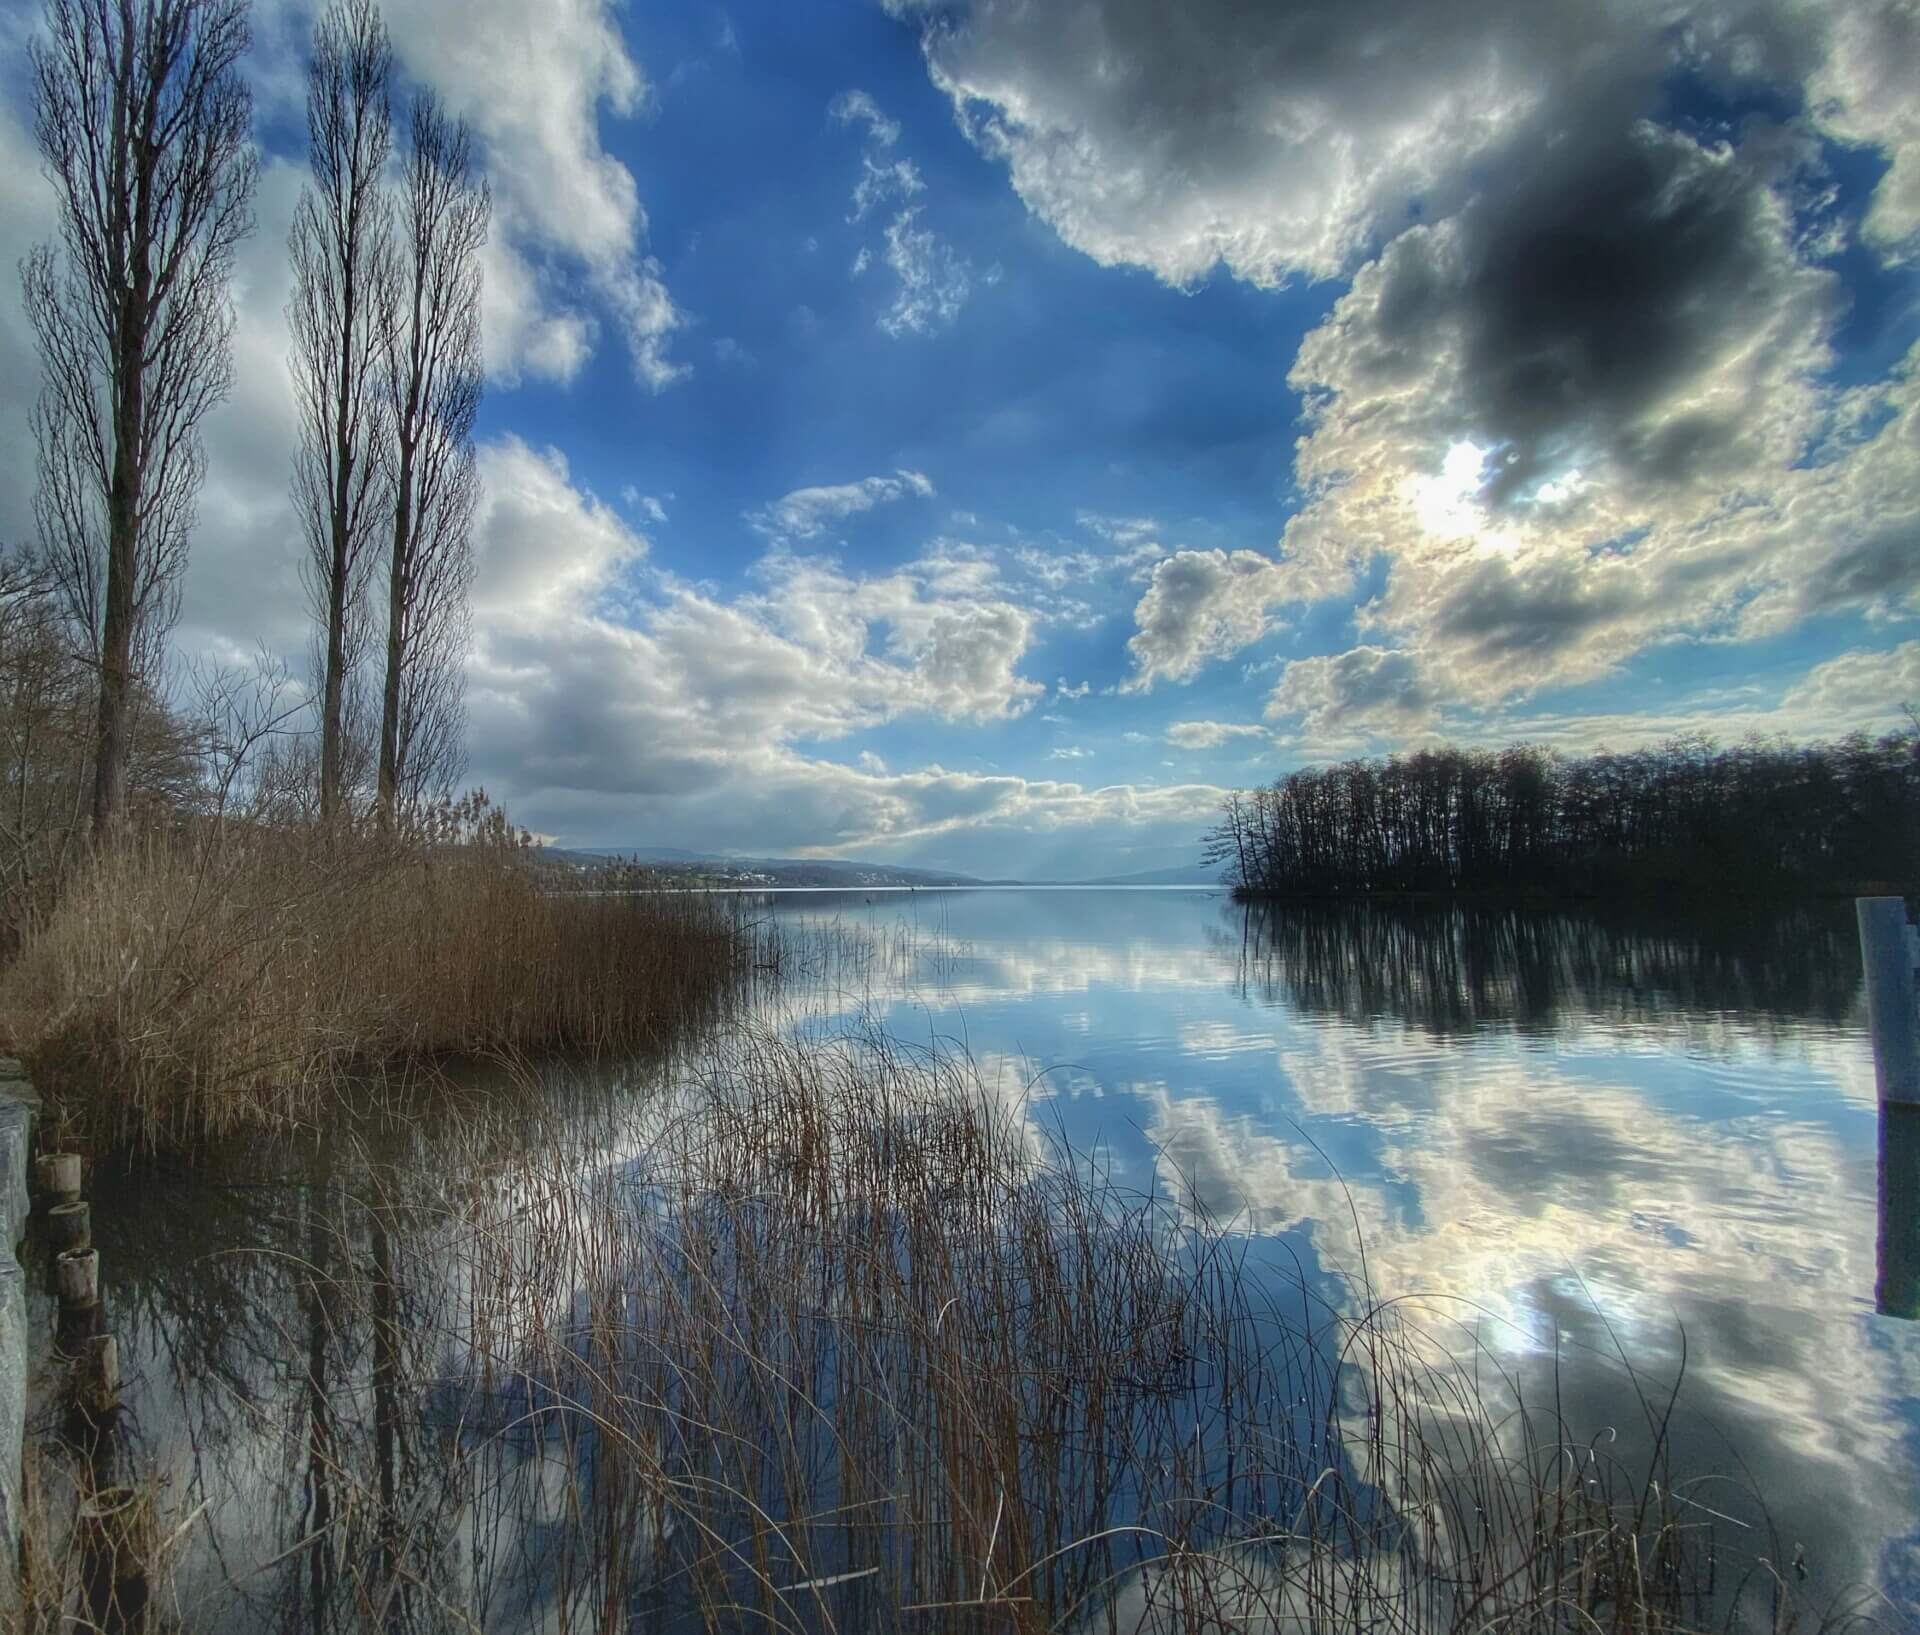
65;887;1920;1627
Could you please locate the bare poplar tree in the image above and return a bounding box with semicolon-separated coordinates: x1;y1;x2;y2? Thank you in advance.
378;91;486;815
289;0;392;821
22;0;258;841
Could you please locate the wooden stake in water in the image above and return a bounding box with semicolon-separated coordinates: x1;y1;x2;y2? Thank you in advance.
1857;897;1920;1105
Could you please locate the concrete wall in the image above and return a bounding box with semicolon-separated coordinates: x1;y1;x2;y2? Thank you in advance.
0;1057;36;1609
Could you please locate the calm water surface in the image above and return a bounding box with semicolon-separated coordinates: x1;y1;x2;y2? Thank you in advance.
69;887;1920;1623
747;888;1918;1607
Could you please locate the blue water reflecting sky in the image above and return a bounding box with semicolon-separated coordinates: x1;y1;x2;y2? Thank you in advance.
750;886;1919;1613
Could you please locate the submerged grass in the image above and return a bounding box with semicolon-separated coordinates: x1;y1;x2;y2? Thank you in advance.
89;1019;1903;1634
0;813;748;1149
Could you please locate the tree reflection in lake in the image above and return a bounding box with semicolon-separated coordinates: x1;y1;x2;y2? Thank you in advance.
1221;900;1863;1036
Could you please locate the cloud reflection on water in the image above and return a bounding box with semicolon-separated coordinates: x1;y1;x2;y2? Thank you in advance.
751;889;1917;1607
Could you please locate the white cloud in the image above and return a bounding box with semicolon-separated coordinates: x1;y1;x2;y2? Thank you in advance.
878;209;972;337
829;85;978;338
1123;549;1297;690
852;157;924;221
456;443;1224;854
1806;0;1920;255
1091;73;1916;713
618;487;669;525
1778;640;1920;721
1262;124;1917;715
476;232;595;388
901;0;1628;287
1264;646;1435;740
746;469;936;540
382;0;687;388
1050;746;1092;760
471;437;645;622
1475;643;1920;754
1165;720;1269;750
828;88;901;148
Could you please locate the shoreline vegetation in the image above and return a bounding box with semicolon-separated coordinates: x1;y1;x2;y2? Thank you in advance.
0;809;748;1153
2;549;751;1153
1205;729;1920;903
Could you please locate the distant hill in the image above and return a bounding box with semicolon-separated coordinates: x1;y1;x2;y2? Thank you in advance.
541;845;1221;889
542;847;987;888
1068;863;1225;886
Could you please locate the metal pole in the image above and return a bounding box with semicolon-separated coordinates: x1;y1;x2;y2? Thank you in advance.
1858;896;1920;1104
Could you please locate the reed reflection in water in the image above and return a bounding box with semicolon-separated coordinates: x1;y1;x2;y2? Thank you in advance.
72;1033;1821;1634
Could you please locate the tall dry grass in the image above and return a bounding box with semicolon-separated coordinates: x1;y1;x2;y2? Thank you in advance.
0;801;747;1149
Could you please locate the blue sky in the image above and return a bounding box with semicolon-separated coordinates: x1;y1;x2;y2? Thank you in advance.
1;0;1917;877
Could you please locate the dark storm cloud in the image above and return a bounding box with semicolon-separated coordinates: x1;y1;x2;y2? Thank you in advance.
1428;554;1652;667
899;0;1831;287
1371;124;1842;504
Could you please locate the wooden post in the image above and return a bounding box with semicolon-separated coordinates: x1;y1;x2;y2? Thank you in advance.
47;1200;90;1252
34;1152;81;1205
1857;897;1920;1104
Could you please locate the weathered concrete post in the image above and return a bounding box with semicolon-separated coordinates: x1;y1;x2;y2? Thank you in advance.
1878;1104;1920;1319
48;1200;90;1252
1864;899;1920;1319
1858;897;1920;1104
0;1059;36;1617
34;1152;81;1206
56;1246;103;1360
56;1247;100;1309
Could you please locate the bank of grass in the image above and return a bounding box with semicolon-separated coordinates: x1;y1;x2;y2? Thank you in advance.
0;807;747;1150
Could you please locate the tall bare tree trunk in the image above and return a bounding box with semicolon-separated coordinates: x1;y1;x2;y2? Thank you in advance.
292;0;392;822
377;92;486;819
23;0;257;843
95;290;143;835
379;457;412;815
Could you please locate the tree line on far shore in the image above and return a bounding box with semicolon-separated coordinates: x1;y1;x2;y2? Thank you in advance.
1204;727;1920;900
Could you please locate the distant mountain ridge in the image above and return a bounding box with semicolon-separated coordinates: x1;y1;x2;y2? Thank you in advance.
542;845;1221;889
1067;863;1224;886
543;847;992;888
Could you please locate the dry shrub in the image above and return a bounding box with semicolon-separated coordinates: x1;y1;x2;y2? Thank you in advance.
0;798;745;1148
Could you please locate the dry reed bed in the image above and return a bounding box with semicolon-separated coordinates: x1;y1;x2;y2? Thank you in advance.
101;1025;1889;1635
0;823;748;1149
